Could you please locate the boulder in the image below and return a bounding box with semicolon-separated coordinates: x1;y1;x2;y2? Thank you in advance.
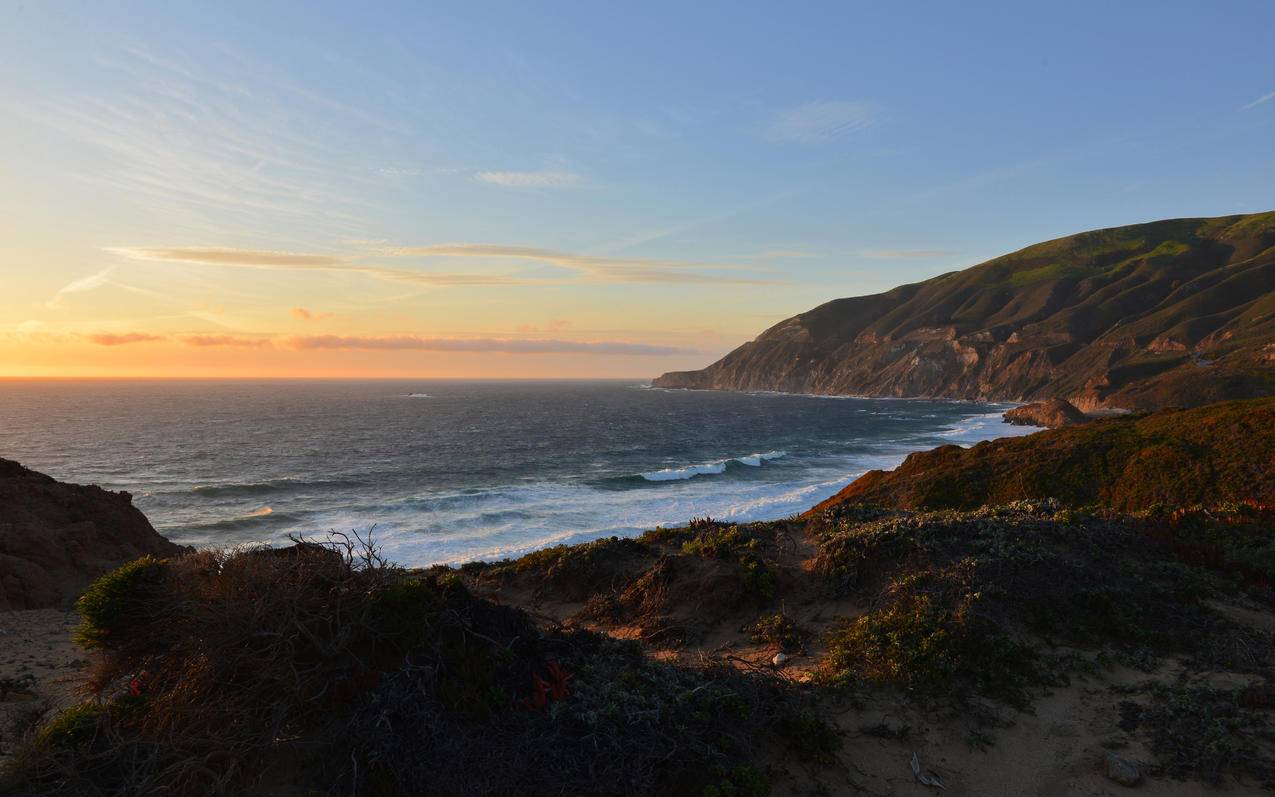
1102;752;1142;787
0;459;189;610
1003;398;1089;428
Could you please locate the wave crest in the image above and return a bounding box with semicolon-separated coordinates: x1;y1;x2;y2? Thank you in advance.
640;451;787;482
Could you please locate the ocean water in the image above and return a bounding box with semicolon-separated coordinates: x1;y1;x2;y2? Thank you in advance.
0;380;1039;565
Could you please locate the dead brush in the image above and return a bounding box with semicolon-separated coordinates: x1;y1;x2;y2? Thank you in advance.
2;531;440;795
3;531;806;796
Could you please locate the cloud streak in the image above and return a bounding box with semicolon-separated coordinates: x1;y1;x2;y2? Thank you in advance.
388;244;782;284
290;307;332;321
767;101;876;143
47;266;117;308
88;332;165;346
285;335;693;355
475;170;583;188
109;244;782;286
1241;89;1275;110
180;334;271;347
860;249;959;259
107;246;542;287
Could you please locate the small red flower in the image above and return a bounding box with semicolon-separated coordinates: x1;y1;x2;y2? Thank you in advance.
545;661;572;701
129;670;151;697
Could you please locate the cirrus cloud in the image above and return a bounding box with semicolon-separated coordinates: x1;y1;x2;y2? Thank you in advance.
860;249;959;259
107;244;781;286
285;335;693;355
88;332;165;346
767;100;876;143
290;307;332;321
180;334;272;347
474;170;583;188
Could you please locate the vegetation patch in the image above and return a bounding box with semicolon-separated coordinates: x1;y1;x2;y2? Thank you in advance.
480;535;653;601
811;398;1275;513
747;612;807;653
1117;683;1275;784
2;538;787;797
810;502;1267;704
73;555;169;650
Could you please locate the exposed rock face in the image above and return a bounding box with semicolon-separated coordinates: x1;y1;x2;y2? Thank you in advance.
1003;398;1089;428
655;212;1275;411
0;459;188;610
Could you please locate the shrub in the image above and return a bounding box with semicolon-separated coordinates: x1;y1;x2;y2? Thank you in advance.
73;556;169;650
5;537;788;797
747;613;806;652
683;525;756;559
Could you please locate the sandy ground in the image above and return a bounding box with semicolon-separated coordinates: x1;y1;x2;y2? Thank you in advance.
0;609;87;767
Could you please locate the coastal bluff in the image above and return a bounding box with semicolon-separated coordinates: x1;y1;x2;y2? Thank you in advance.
655;212;1275;411
0;459;187;610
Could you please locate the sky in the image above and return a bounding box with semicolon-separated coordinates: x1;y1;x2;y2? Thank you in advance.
1;0;1272;378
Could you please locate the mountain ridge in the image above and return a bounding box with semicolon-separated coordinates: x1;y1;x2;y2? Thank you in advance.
654;212;1275;410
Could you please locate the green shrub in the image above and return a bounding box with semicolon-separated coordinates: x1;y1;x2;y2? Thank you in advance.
36;703;105;750
737;555;776;602
747;613;806;652
73;556;169;650
683;525;756;558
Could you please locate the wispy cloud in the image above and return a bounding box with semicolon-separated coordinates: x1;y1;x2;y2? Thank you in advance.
88;332;165;346
750;249;821;259
290;307;332;321
107;246;540;286
47;266;116;308
860;249;959;259
1241;89;1275;110
180;334;271;347
388;244;781;284
767;101;876;143
111;248;345;267
516;320;570;333
285;335;692;355
18;44;383;241
475;170;583;188
109;244;782;286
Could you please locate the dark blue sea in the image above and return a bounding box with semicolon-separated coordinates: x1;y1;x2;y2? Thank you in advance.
0;380;1038;565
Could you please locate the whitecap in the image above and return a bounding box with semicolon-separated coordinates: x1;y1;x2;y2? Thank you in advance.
639;450;787;481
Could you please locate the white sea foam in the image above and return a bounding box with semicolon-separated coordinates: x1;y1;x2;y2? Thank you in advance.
640;450;787;481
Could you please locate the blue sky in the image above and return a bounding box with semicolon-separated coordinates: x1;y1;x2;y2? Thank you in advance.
1;1;1273;376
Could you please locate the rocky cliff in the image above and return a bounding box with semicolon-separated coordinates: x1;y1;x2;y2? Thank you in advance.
655;212;1275;410
0;459;188;610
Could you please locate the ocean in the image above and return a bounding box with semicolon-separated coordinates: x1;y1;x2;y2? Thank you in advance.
0;380;1039;565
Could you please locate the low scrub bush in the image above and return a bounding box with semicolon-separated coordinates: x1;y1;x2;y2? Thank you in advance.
2;536;784;796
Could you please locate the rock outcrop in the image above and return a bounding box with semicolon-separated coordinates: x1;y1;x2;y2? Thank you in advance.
1003;398;1089;428
0;459;188;610
655;212;1275;411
